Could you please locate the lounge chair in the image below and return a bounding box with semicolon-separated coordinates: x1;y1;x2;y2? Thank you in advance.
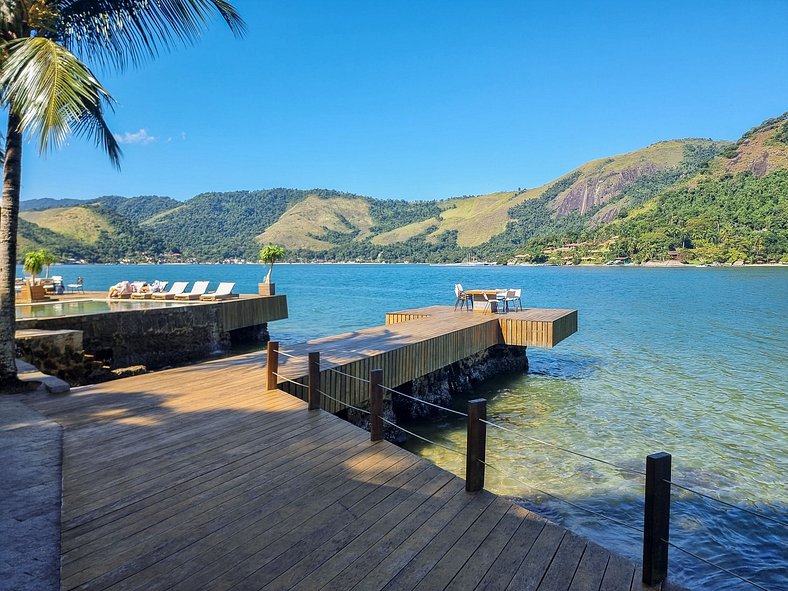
173;281;210;301
199;282;238;301
131;281;168;299
151;281;189;300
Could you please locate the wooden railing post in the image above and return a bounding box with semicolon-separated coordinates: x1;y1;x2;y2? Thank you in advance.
266;341;279;391
643;452;672;586
466;399;487;492
369;369;384;441
308;351;321;410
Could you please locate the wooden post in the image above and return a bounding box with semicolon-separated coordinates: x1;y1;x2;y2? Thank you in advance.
308;351;321;410
466;399;487;492
369;369;383;441
643;452;672;586
266;341;279;391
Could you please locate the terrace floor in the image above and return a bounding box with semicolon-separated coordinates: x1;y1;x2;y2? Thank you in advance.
22;353;658;591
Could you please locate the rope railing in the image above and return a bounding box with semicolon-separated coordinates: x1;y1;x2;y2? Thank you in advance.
664;539;770;591
316;388;370;415
379;384;469;418
326;366;370;383
481;457;644;535
665;479;787;528
381;416;466;458
271;371;308;390
264;346;777;590
479;417;646;476
276;349;302;360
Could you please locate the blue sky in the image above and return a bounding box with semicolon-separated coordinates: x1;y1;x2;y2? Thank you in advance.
20;0;788;202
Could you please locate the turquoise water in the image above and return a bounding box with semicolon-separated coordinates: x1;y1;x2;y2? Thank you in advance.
20;264;788;590
15;298;193;319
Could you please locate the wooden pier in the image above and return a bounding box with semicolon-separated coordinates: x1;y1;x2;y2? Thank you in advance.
24;350;652;591
273;305;578;413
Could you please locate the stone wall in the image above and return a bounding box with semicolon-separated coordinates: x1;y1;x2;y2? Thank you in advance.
15;330;85;384
16;303;271;374
347;344;528;442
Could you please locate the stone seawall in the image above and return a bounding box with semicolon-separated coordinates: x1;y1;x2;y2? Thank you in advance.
15;297;286;379
348;344;527;441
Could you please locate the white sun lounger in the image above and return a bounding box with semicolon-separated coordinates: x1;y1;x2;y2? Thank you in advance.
131;281;169;299
150;281;189;300
173;281;210;301
199;282;238;301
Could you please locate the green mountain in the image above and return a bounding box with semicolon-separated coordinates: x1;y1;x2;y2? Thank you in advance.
16;113;788;264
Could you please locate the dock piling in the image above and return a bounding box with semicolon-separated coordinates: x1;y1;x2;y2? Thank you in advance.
466;399;487;492
643;452;672;586
308;352;321;410
369;369;384;441
266;341;279;391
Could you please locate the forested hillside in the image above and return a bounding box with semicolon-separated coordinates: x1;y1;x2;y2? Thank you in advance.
16;113;788;264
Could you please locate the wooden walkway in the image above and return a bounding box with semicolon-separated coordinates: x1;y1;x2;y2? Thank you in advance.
25;353;654;591
271;305;578;412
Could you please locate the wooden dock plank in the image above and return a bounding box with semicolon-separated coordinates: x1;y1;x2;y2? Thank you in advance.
14;302;655;591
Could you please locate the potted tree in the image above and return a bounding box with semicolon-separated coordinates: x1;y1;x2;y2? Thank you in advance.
19;250;50;303
258;244;285;296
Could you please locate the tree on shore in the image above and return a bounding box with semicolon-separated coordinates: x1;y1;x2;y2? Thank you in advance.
0;1;244;392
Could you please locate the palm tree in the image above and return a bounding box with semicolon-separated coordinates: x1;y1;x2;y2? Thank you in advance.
0;1;244;392
23;249;45;286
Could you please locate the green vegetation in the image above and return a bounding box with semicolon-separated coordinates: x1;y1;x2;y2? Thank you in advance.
603;170;788;263
15;115;788;266
23;249;54;284
259;244;286;283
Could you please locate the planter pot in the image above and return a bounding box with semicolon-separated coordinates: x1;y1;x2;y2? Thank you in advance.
258;282;275;296
18;283;49;303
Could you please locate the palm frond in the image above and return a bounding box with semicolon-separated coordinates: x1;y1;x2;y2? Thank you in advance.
60;0;245;70
0;36;118;163
73;98;122;168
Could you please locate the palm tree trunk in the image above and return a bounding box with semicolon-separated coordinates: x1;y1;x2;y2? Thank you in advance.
0;110;23;389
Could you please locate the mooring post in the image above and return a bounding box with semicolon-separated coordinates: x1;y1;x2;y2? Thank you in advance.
266;341;279;391
369;369;384;441
643;452;672;586
466;399;487;492
308;352;321;410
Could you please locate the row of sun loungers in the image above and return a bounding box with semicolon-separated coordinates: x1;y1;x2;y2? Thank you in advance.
125;281;238;301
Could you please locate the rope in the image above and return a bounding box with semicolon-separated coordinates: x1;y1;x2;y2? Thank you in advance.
316;389;370;415
380;417;466;458
664;539;770;591
664;480;787;528
481;459;643;534
327;367;370;383
276;349;302;360
379;385;469;417
271;371;308;390
479;418;646;476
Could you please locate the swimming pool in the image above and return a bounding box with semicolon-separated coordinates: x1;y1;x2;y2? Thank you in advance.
15;299;196;319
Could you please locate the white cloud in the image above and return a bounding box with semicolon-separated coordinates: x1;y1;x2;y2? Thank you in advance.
113;129;156;145
180;131;187;141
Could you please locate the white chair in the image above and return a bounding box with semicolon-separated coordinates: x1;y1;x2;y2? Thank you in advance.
66;277;84;293
454;284;471;311
200;282;238;301
174;281;211;301
505;289;523;311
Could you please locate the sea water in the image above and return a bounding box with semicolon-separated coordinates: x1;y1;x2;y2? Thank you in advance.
21;263;788;590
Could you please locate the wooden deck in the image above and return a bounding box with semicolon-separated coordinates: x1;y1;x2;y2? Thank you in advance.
274;305;577;413
25;353;652;591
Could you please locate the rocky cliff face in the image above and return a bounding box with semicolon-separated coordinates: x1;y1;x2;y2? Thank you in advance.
550;163;660;216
